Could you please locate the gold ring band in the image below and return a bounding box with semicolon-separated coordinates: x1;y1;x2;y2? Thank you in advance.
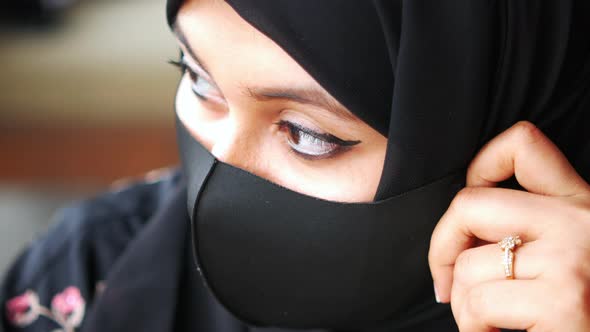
498;235;522;279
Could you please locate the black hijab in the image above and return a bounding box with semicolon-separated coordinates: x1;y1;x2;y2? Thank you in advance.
164;0;590;330
167;0;590;197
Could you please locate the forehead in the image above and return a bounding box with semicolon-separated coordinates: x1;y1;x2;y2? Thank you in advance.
175;0;325;94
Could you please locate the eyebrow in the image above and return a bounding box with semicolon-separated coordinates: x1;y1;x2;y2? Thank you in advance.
244;86;358;122
172;24;358;123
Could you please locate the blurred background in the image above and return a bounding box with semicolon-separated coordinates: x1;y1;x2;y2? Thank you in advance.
0;0;180;276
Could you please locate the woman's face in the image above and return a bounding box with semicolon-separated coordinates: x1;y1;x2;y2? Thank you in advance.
174;0;387;202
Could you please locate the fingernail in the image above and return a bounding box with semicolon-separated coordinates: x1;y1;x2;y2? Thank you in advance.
433;283;441;303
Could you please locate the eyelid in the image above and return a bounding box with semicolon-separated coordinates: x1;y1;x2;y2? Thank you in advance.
181;55;213;81
178;56;228;105
275;120;361;146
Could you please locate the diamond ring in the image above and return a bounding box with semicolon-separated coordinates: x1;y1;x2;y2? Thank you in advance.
498;235;522;279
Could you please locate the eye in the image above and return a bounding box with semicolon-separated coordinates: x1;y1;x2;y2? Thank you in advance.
276;120;361;160
169;55;224;103
185;66;217;100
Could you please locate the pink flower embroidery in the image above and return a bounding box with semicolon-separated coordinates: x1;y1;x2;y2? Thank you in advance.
51;287;86;328
4;283;101;331
5;290;40;327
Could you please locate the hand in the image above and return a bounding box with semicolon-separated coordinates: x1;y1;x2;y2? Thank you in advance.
429;121;590;331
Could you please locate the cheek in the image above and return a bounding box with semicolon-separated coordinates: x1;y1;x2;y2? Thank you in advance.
175;75;222;151
317;152;385;202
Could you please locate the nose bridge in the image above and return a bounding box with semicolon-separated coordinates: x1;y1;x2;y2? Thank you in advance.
210;123;241;163
207;107;280;183
210;116;256;170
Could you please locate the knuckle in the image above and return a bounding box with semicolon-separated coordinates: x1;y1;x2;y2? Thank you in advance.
511;120;543;145
451;187;482;213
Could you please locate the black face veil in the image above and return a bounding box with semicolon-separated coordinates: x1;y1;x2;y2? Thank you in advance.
166;0;590;329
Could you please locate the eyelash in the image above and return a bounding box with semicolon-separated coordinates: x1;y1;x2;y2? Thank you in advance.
168;57;187;73
168;56;361;160
168;57;211;101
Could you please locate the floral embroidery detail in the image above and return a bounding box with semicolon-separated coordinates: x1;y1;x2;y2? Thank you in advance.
50;287;85;329
5;290;41;327
5;283;103;332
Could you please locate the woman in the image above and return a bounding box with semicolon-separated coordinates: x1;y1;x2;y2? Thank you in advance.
2;1;590;331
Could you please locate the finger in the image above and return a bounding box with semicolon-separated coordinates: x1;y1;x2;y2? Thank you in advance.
466;121;590;197
452;242;542;290
429;186;561;302
450;242;544;327
456;279;544;332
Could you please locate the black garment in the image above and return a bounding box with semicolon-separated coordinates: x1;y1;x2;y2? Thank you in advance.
0;170;459;332
167;0;590;199
166;1;590;329
3;1;590;331
0;171;182;332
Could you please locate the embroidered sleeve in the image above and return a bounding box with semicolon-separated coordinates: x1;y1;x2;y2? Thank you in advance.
0;201;125;332
0;170;178;332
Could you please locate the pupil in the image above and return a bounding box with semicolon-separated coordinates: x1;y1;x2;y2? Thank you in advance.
288;126;301;145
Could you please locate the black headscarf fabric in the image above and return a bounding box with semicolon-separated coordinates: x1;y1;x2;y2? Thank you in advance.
167;0;590;200
165;0;590;329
